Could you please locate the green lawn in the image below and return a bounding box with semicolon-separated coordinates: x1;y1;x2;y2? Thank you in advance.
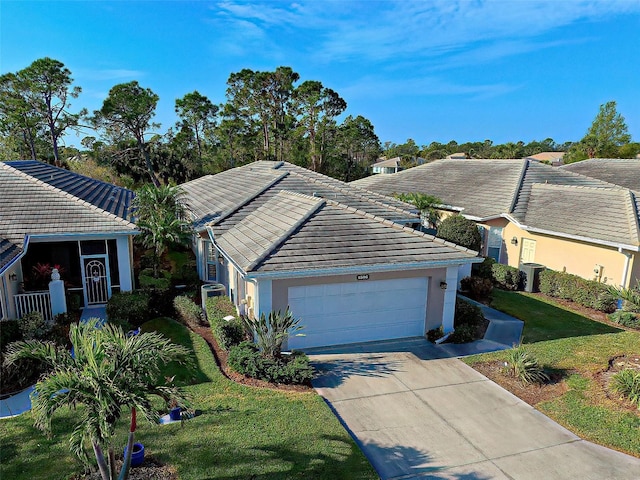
0;319;377;480
466;290;640;456
490;289;621;343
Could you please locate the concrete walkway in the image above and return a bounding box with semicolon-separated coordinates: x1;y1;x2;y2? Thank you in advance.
311;340;640;480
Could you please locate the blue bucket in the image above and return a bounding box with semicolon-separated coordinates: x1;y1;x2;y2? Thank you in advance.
124;442;145;467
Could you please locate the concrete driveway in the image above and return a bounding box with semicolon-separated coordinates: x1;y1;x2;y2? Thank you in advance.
310;338;640;480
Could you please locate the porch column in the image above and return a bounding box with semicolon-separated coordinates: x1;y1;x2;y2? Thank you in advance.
442;266;459;333
49;269;67;317
116;236;133;292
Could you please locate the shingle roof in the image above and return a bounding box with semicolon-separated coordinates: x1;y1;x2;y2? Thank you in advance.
351;158;640;248
526;152;565;162
523;184;640;247
214;191;477;275
181;161;419;232
560;158;640;191
372;157;402;168
5;160;134;221
0;162;137;272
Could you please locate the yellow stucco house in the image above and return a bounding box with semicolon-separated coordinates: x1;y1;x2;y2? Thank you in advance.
352;158;640;289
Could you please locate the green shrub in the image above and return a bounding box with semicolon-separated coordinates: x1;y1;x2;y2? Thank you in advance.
106;291;150;330
241;309;304;359
539;269;616;313
460;276;493;300
436;215;482;251
18;311;50;340
205;296;237;326
427;326;444;343
503;347;549;385
448;324;476;344
611;369;640;408
228;341;313;385
217;318;246;350
608;311;640;329
139;273;171;291
473;257;495;280
491;263;524;291
455;298;485;327
0;319;22;350
173;296;204;327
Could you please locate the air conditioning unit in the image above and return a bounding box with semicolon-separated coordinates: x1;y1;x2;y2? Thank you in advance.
201;283;227;311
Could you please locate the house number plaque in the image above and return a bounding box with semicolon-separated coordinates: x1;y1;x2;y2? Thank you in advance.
356;274;369;281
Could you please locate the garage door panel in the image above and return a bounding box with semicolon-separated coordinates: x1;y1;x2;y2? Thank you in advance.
287;277;428;349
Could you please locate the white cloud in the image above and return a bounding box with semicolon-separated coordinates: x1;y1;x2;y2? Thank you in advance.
76;68;146;81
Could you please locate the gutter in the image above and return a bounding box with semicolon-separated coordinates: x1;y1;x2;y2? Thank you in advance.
619;247;633;288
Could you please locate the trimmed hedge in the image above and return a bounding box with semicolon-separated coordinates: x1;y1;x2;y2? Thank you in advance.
436;215;482;251
460;276;493;300
106;291;151;329
174;296;204;327
539;269;616;313
492;263;525;291
205;295;247;350
228;341;313;385
454;298;485;327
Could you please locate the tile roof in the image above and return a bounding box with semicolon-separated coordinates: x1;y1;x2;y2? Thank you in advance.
372;157;402;168
216;192;478;275
560;158;640;191
351;158;640;248
352;159;527;218
181;161;419;232
525;152;565;162
522;184;640;247
0;162;137;272
5;160;134;221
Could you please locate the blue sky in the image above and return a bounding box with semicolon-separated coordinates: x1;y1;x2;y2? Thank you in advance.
2;0;640;149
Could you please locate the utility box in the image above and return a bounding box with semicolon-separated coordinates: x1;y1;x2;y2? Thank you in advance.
201;283;227;312
520;263;546;293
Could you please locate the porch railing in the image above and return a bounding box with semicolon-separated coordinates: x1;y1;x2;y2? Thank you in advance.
14;291;53;322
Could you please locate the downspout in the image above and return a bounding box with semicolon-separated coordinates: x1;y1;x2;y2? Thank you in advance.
619;247;632;289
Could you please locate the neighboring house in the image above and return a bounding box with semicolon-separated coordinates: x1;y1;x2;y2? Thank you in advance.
525;152;565;166
180;161;480;349
561;158;640;191
0;161;137;321
445;152;467;160
352;158;640;288
371;157;403;174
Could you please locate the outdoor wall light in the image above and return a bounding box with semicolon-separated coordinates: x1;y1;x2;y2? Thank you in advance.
510;236;518;246
217;254;224;264
9;272;18;282
440;281;448;290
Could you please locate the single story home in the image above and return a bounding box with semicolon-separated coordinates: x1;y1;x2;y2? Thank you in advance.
560;158;639;191
371;157;403;174
180;161;481;349
525;152;565;166
0;161;137;321
352;158;640;289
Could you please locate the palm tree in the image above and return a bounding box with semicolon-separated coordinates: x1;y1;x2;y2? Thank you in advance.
131;184;193;277
5;319;190;480
394;192;442;230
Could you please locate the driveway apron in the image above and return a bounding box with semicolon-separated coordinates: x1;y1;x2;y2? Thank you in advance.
310;339;640;480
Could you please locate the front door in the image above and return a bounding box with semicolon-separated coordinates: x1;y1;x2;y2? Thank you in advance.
82;256;111;305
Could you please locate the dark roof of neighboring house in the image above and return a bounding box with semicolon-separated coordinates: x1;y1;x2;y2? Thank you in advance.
181;161;420;230
0;161;137;273
215;191;478;275
181;162;478;275
560;158;640;191
351;158;640;248
5;160;134;221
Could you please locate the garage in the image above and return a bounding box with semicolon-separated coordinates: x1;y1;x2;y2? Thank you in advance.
287;277;428;349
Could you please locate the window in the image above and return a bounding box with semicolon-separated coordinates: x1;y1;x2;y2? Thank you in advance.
205;241;217;282
487;227;503;262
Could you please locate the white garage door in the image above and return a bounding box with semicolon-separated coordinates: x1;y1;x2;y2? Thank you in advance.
287;277;428;349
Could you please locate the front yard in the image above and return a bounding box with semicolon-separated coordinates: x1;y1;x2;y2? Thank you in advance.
465;290;640;457
0;318;377;480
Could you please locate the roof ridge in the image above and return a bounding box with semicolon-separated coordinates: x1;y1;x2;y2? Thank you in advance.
288;169;417;217
531;182;627;192
243;191;325;271
0;162;136;229
623;190;640;246
211;171;289;226
324;198;478;256
507;159;529;214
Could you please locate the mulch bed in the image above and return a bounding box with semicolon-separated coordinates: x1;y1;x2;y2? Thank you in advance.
595;353;640;412
76;456;178;480
191;324;313;392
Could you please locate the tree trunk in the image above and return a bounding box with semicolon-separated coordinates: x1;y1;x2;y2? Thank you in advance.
137;137;160;187
93;442;111;480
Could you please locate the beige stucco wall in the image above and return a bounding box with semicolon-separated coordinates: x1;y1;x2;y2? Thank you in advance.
269;267;449;334
480;218;637;288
